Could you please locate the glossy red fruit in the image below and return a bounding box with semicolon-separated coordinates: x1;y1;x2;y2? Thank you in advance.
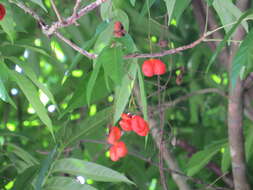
119;113;132;131
109;145;119;161
113;21;125;38
0;4;6;21
142;60;154;77
152;59;166;75
131;115;149;136
107;126;121;145
109;141;128;162
115;141;128;158
121;113;132;121
119;120;132;131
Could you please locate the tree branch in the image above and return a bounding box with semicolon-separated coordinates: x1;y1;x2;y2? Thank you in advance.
227;0;251;189
150;88;227;114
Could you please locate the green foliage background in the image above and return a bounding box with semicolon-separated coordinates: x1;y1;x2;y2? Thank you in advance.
0;0;253;189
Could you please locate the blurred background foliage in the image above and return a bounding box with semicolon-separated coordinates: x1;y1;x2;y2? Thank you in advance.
0;0;253;189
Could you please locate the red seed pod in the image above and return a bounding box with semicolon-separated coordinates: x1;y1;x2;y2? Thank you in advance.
115;141;128;158
152;59;166;75
142;60;154;77
109;145;119;161
121;113;132;121
107;126;121;145
0;3;6;21
113;21;126;38
119;120;132;131
131;115;149;136
109;141;128;162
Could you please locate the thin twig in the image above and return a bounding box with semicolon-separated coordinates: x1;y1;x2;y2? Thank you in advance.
50;0;63;23
54;32;97;59
44;0;107;36
124;35;206;59
150;88;227;114
73;0;82;17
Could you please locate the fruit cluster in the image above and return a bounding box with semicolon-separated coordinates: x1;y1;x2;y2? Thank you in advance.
142;59;166;77
107;113;149;161
0;3;6;21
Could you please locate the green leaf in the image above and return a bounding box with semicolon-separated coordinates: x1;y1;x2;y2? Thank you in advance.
129;0;136;6
231;29;253;88
86;59;103;105
114;34;137;54
113;60;138;124
245;126;253;161
7;57;57;108
94;23;114;53
221;144;231;173
170;0;190;25
102;47;124;86
213;0;248;34
0;2;16;43
163;0;176;25
7;143;39;165
206;10;253;72
100;0;112;21
187;142;226;176
65;107;113;146
137;65;148;121
52;158;133;184
61;72;111;118
112;9;129;32
43;176;97;190
35;147;57;190
30;0;48;12
0;75;16;107
13;165;39;190
10;71;55;140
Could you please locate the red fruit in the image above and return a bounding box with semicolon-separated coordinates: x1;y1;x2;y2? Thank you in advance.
109;145;119;161
114;21;124;32
121;113;132;121
131;115;149;136
142;60;154;77
119;120;132;131
0;4;6;21
115;141;128;158
113;21;125;38
107;126;121;145
152;59;166;75
109;141;128;162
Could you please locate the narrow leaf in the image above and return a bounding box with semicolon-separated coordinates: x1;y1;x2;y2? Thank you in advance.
231;29;253;88
206;10;253;72
102;47;124;86
7;57;57;108
52;158;133;184
221;144;231;173
86;59;103;105
137;65;148;121
44;176;97;190
35;147;57;190
113;61;138;124
163;0;176;25
30;0;48;12
11;71;55;140
187;142;226;176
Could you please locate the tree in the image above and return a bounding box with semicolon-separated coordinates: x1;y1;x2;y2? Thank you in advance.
0;0;252;189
